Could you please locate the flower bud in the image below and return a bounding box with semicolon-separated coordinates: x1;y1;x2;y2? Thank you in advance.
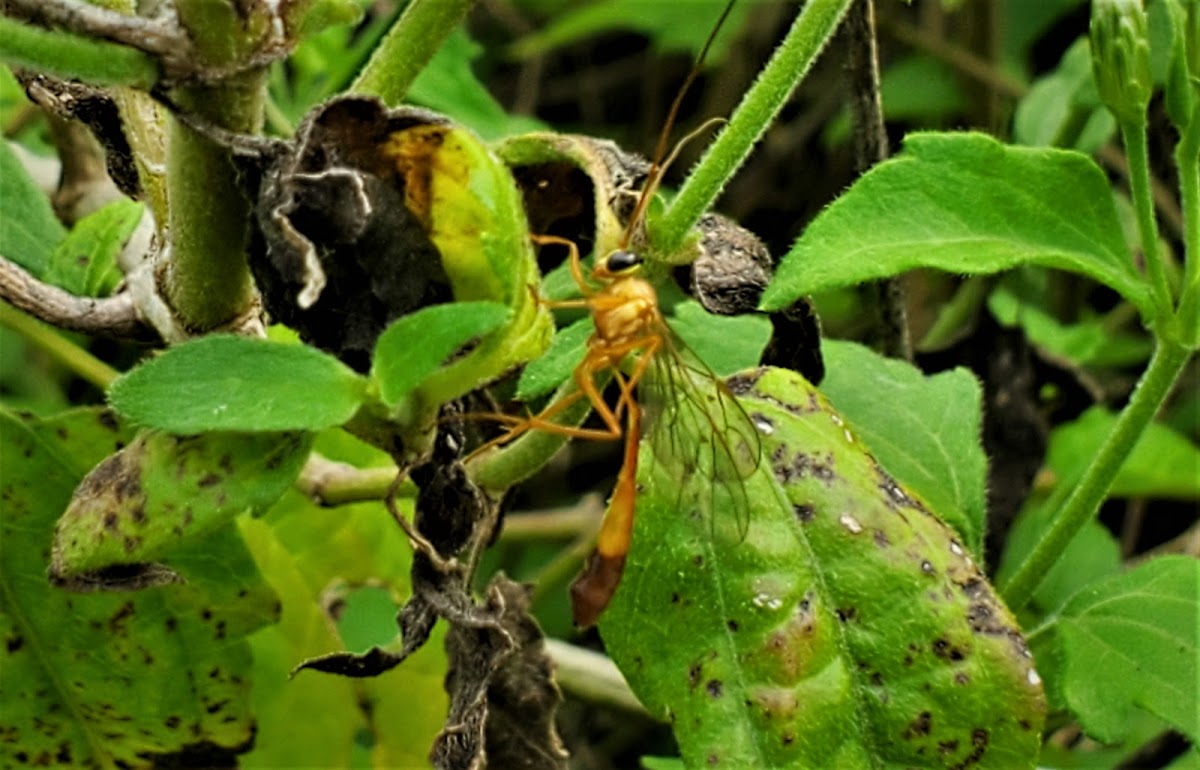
1089;0;1154;124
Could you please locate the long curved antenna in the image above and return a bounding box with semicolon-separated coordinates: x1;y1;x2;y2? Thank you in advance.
620;0;737;249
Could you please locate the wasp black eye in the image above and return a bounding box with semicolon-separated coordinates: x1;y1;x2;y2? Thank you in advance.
605;250;642;273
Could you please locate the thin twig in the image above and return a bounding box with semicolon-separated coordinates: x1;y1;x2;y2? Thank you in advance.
385;471;456;574
294;454;414;506
500;494;604;543
3;0;192;72
543;639;648;716
0;255;152;339
845;0;912;361
1128;518;1200;563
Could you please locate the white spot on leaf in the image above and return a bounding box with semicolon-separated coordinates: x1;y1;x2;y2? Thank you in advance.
753;416;774;435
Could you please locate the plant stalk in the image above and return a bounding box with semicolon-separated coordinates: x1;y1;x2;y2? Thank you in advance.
1121;119;1175;320
1000;338;1192;611
1173;111;1200;345
653;0;853;259
351;0;473;106
162;74;265;332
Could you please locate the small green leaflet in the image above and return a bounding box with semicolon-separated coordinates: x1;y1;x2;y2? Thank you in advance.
371;301;511;408
667;301;771;379
516;316;592;401
0;138;66;275
109;335;367;433
42;198;143;297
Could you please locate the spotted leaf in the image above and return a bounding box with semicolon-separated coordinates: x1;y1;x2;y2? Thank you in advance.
0;408;279;769
599;367;1045;769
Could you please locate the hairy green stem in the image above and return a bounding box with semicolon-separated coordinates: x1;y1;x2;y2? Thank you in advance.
466;384;594;494
1121;119;1174;320
652;0;853;259
1174;112;1200;345
1000;338;1192;611
0;302;119;390
0;15;159;88
351;0;473;105
163;74;265;331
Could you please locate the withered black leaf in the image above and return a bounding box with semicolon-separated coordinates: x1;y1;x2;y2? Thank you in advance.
434;578;567;770
250;96;456;371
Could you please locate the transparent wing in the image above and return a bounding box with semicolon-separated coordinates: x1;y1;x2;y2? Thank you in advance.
638;321;762;542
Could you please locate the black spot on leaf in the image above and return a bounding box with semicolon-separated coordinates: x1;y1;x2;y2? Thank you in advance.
903;711;932;739
932;637;966;662
793;503;815;522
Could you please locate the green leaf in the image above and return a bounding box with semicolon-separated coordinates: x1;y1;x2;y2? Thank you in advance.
43;198;143;297
989;277;1153;368
1013;39;1116;153
818;340;987;555
0;407;278;769
372;301;511;408
516;316;591;401
1046;407;1200;499
408;28;545;140
667;301;772;378
1055;556;1199;742
601;367;1045;769
760;132;1154;318
0;137;65;275
109;335;368;433
51;430;313;580
246;446;447;768
395;125;554;412
238;515;363;770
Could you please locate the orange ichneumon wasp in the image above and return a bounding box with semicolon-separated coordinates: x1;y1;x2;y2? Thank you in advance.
474;0;763;627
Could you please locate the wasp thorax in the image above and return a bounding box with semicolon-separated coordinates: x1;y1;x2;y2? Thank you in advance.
592;275;659;346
